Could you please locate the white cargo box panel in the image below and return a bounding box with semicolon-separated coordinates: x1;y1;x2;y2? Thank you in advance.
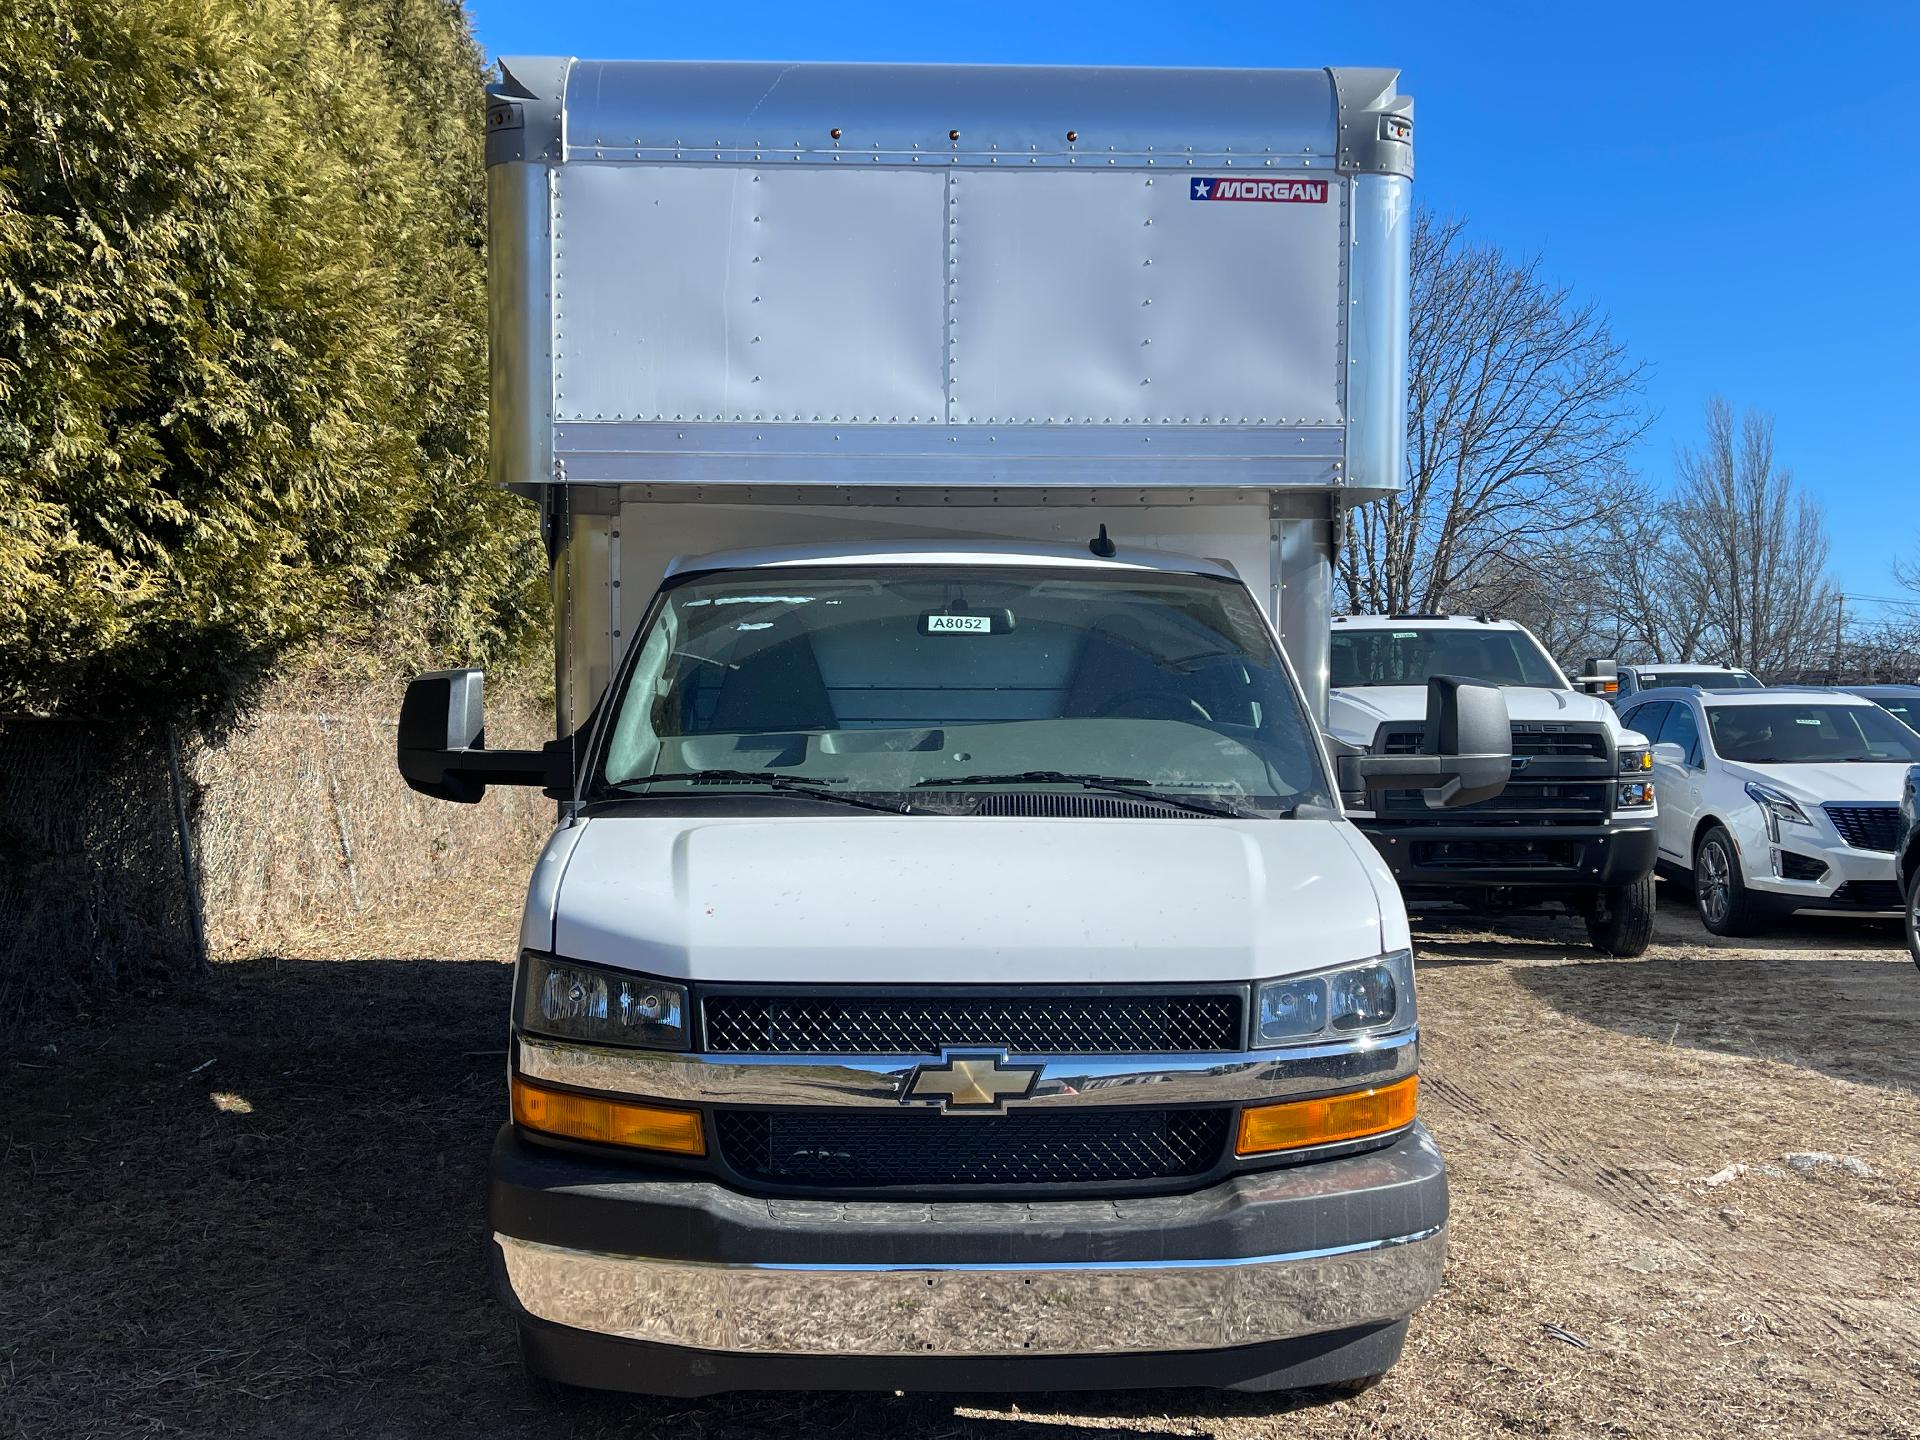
486;60;1413;500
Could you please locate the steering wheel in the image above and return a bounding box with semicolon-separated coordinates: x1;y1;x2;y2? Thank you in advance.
1091;689;1213;722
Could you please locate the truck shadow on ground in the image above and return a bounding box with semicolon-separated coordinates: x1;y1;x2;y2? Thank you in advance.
1509;950;1918;1096
0;954;1353;1440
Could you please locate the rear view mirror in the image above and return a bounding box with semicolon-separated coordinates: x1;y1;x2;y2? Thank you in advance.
1652;742;1686;767
1336;676;1513;810
397;668;560;803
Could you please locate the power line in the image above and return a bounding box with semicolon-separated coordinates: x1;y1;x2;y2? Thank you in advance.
1840;592;1920;610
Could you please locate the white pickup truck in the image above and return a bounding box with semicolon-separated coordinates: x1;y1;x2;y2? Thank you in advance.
1328;614;1659;955
397;58;1513;1397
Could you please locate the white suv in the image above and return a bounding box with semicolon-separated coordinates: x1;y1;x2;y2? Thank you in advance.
1619;688;1920;934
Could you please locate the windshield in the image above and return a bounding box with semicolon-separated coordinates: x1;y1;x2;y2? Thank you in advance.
1329;626;1565;689
1638;669;1762;690
591;564;1332;812
1705;703;1920;765
1864;694;1920;733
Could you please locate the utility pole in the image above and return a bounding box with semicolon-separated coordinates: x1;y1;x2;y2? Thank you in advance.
1832;594;1845;681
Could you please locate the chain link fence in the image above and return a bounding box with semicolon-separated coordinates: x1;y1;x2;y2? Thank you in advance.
0;719;203;1036
0;690;553;1042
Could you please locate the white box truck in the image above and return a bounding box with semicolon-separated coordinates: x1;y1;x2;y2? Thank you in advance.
398;58;1513;1396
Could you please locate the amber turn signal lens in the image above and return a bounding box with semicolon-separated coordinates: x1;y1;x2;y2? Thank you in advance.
510;1076;706;1156
1236;1076;1418;1156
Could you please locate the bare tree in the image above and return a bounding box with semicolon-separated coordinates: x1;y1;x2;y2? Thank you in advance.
1583;505;1715;667
1662;398;1838;677
1339;212;1651;616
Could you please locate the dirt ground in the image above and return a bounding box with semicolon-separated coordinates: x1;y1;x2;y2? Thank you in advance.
3;885;1916;1439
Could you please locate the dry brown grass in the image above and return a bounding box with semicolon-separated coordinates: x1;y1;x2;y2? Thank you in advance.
189;681;552;959
3;886;1917;1439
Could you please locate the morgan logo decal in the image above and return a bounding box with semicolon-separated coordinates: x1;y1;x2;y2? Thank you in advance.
1189;177;1328;204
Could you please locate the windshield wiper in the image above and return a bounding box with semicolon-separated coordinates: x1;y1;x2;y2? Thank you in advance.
913;770;1259;819
610;769;917;815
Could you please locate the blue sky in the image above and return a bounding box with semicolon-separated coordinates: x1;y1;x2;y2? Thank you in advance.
467;1;1920;622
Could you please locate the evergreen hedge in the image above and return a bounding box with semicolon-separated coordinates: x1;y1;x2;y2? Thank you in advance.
0;0;544;722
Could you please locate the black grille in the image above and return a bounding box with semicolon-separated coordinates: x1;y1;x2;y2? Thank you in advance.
716;1107;1229;1189
1372;722;1611;828
970;792;1206;819
1410;837;1584;870
1827;880;1904;909
1382;723;1608;760
703;992;1242;1055
1778;850;1830;881
1378;781;1610;825
1823;804;1901;853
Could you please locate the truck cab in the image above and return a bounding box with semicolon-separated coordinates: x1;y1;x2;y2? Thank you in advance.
1328;614;1659;955
397;58;1511;1397
1583;661;1764;705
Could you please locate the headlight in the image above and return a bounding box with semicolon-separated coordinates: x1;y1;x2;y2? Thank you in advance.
1617;743;1653;775
1253;950;1415;1047
1617;780;1656;809
1744;781;1810;843
518;952;690;1051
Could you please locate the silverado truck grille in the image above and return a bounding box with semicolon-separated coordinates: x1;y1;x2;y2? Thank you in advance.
1823;804;1900;853
1381;723;1609;761
702;992;1243;1055
1372;720;1611;826
1377;781;1610;823
715;1107;1230;1189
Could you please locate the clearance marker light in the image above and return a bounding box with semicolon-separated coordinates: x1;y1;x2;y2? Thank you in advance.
511;1075;706;1156
1236;1076;1419;1156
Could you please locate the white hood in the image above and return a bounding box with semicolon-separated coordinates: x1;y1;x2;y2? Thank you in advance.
1721;761;1911;807
539;814;1399;985
1326;684;1618;750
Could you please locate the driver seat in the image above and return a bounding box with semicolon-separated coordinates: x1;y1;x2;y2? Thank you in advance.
1062;615;1184;718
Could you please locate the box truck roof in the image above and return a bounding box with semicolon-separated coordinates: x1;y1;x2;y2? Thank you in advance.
661;539;1241;581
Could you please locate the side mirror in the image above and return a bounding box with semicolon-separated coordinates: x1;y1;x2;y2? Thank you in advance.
397;668;561;803
1336;676;1513;809
1576;657;1619;697
1652;742;1686;767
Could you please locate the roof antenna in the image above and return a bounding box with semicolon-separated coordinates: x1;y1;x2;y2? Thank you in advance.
1089;523;1117;559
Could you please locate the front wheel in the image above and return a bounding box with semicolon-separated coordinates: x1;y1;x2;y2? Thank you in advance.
1695;825;1761;937
1585;873;1656;956
1904;863;1920;971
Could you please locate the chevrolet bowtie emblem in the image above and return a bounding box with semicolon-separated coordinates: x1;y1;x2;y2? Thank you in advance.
902;1052;1043;1113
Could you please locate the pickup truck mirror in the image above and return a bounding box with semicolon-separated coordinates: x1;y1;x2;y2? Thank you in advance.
1575;657;1619;697
397;668;563;804
1335;676;1512;810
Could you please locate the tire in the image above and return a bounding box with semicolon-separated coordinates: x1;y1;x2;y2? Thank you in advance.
1905;862;1920;972
1585;873;1656;957
1694;825;1761;937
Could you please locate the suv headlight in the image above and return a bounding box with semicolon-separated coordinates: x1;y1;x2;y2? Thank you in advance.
1744;781;1811;843
517;952;690;1051
1253;950;1415;1047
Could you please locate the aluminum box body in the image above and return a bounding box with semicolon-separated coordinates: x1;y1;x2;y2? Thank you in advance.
484;60;1413;727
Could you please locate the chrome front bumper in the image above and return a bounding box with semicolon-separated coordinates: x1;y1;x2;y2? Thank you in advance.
490;1122;1450;1368
497;1224;1447;1358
